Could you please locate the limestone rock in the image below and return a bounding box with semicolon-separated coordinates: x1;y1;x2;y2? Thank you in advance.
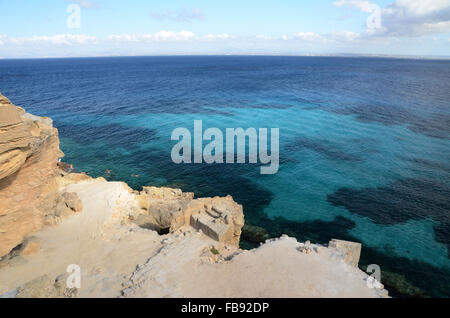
132;213;161;232
7;274;77;298
0;93;63;258
132;187;194;232
0;102;33;179
15;275;59;298
328;239;362;267
0;149;28;180
131;187;244;246
54;200;72;218
142;186;191;201
21;237;41;256
44;192;83;225
57;172;92;186
54;273;78;298
187;196;244;247
61;192;83;213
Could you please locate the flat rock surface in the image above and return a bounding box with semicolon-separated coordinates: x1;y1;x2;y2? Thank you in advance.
0;180;385;298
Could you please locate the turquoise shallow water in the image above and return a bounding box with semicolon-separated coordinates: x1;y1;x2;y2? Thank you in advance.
0;56;449;297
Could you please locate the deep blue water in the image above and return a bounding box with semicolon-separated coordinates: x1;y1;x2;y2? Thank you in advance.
1;56;449;297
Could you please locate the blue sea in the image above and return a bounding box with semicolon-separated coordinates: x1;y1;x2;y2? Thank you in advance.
0;56;449;297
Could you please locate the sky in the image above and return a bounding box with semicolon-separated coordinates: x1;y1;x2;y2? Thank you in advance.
0;0;449;58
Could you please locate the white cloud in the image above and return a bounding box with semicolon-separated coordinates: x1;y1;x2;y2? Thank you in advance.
335;0;450;37
255;34;287;40
394;0;450;15
153;30;195;41
329;30;361;41
255;34;273;40
1;32;237;47
107;32;238;42
0;28;449;58
150;6;205;22
294;32;325;41
334;0;378;13
204;33;233;40
73;0;99;9
0;34;97;45
30;34;97;45
378;0;450;36
292;31;360;43
107;31;195;42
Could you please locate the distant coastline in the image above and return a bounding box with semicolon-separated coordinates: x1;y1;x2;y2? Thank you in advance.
1;53;450;61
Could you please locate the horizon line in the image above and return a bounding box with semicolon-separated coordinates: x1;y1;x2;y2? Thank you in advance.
2;52;450;61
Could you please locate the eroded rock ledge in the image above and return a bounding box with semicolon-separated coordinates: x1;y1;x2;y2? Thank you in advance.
0;94;63;257
132;186;244;246
0;94;388;298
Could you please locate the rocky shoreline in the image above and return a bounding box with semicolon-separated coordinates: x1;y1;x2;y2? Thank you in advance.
0;93;389;298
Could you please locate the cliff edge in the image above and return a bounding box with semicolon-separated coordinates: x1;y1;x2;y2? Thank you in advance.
0;94;63;257
0;94;388;298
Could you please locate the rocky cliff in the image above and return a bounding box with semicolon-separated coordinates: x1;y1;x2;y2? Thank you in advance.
0;94;63;257
0;94;388;298
0;93;245;259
